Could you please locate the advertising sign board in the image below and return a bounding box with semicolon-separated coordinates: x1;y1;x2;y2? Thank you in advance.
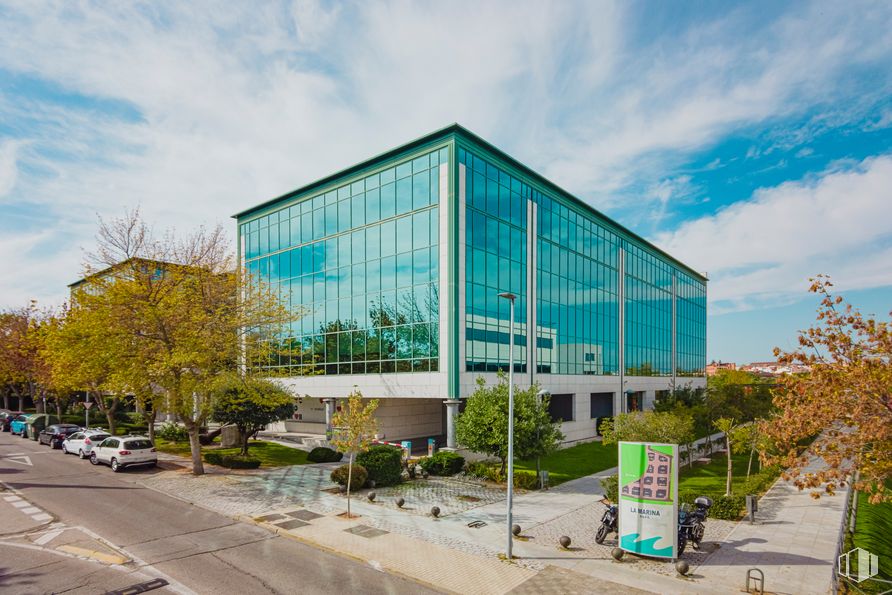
618;441;679;559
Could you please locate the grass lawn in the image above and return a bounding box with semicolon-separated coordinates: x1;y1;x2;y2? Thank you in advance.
678;451;774;495
852;490;892;589
155;438;309;467
515;440;618;487
212;441;309;466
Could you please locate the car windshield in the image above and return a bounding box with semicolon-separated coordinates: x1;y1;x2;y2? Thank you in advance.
89;434;110;441
124;440;153;450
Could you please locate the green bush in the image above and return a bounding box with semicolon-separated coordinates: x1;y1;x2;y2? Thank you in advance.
356;445;403;486
307;447;343;463
602;474;619;503
62;414;84;425
157;422;189;442
679;491;745;520
330;464;368;490
465;461;491;478
513;470;539;490
419;451;465;476
203;451;261;469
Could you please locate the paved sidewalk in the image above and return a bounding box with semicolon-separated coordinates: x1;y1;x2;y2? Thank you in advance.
693;455;846;595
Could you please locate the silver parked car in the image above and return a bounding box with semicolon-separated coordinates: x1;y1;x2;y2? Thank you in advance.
62;429;112;459
90;435;158;472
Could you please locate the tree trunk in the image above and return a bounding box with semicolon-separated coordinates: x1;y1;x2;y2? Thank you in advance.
55;399;63;418
147;408;157;444
183;419;204;475
3;392;9;410
746;442;755;480
725;434;733;496
241;428;250;457
346;452;353;518
30;382;40;413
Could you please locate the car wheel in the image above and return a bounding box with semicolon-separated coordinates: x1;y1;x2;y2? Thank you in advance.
78;449;85;459
111;458;121;472
90;453;99;465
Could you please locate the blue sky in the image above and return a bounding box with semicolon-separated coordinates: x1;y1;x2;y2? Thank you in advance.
0;0;890;364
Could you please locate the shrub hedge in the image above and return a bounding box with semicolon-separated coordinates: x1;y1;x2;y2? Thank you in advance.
356;445;402;486
461;461;539;489
330;464;368;490
307;447;343;463
419;451;465;476
203;451;261;469
157;422;189;442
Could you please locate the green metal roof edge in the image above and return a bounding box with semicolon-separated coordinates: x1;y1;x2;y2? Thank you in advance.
233;123;707;282
231;123;463;220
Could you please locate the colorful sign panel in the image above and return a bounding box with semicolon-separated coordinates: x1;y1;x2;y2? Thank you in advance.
617;441;679;559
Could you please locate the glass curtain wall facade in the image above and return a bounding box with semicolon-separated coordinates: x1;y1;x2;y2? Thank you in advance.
236;125;706;387
458;141;706;379
462;149;529;373
239;146;447;376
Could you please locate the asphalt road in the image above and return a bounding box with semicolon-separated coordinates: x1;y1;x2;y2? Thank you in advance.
0;430;440;595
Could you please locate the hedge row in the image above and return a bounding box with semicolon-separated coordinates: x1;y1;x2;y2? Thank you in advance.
203;451;261;469
307;447;343;463
419;451;465;476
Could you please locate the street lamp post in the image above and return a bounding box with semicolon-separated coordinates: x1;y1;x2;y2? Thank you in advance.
498;291;516;560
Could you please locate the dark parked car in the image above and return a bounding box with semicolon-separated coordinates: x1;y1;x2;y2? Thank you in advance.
0;410;25;432
38;424;82;449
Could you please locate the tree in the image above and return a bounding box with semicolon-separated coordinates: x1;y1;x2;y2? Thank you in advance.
764;276;892;503
329;389;379;518
713;417;747;496
0;304;55;413
455;373;564;475
600;410;696;466
210;374;296;456
69;210;296;475
42;300;128;435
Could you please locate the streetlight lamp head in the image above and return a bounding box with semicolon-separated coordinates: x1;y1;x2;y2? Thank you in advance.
537;389;551;398
497;292;516;301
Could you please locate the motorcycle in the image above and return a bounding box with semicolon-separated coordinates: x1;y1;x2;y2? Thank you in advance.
595;500;618;544
678;496;712;554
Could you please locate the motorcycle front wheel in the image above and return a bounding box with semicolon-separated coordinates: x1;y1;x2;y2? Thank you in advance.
595;523;609;544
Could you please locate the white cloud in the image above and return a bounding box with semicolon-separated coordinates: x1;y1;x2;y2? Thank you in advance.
0;1;890;309
654;155;892;313
0;139;22;197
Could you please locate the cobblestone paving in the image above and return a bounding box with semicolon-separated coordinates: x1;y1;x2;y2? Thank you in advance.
141;464;343;518
522;500;736;577
364;475;506;517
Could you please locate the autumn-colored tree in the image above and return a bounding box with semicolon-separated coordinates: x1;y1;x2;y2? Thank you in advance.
42;302;129;434
68;209;296;475
330;389;379;518
764;276;891;503
0;304;55;412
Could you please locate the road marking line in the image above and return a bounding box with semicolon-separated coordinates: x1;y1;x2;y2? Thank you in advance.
35;529;63;545
22;506;41;514
32;513;52;522
3;455;33;466
11;501;29;508
4;495;22;502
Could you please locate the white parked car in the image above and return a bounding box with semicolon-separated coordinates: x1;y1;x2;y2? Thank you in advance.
90;435;158;472
62;429;112;459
